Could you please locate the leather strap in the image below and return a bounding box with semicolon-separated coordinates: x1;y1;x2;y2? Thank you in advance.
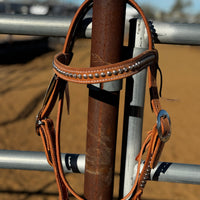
36;0;171;199
53;50;157;84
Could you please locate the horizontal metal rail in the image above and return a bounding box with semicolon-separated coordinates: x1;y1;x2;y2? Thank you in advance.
0;14;70;37
152;21;200;45
0;150;200;185
0;14;200;45
142;161;200;185
0;150;85;173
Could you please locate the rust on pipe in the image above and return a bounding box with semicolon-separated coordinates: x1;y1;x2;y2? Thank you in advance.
84;0;126;199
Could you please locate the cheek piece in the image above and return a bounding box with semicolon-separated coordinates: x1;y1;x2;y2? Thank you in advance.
36;0;171;199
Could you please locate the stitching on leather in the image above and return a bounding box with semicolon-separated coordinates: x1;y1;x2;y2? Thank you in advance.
54;61;154;84
53;54;156;82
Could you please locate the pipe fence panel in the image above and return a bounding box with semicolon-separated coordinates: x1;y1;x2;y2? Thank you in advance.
0;14;200;45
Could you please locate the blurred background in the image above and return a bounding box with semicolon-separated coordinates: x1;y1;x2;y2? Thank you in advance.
0;0;199;22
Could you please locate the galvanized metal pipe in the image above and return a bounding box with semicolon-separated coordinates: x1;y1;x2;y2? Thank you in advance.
0;14;70;37
152;21;200;45
0;150;85;173
148;161;200;185
0;14;200;45
84;0;126;199
1;150;200;185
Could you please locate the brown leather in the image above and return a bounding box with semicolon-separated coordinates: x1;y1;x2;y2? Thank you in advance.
36;0;171;199
38;118;68;200
53;50;157;84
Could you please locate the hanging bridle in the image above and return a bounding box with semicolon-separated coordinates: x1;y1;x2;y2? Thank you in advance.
36;0;171;199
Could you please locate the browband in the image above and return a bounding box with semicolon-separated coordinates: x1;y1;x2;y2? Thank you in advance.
53;0;157;84
53;51;157;84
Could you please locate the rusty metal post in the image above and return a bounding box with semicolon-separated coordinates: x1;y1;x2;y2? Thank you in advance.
84;0;126;199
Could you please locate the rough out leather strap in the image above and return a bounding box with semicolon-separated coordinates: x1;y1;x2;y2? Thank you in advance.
36;0;171;199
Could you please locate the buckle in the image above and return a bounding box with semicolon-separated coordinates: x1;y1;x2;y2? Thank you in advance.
157;110;171;142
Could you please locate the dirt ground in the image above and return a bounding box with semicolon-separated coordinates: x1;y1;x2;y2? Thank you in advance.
0;37;200;200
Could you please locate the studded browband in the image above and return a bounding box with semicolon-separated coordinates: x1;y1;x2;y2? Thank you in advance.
36;0;171;200
53;51;157;84
52;0;157;85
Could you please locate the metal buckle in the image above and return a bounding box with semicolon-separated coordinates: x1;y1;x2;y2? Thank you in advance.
157;110;171;142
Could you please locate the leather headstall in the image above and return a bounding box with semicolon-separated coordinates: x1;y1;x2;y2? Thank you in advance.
36;0;171;199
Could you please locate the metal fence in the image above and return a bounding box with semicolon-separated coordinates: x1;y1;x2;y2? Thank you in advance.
0;14;200;45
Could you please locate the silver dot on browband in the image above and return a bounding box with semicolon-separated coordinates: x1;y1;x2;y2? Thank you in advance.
146;168;151;172
123;67;128;72
95;73;100;78
144;175;149;180
107;71;112;76
128;65;133;70
101;72;106;77
133;63;137;69
113;70;118;75
145;172;149;176
69;73;73;77
135;62;141;68
73;74;77;78
89;74;93;79
118;68;124;74
78;74;82;79
140;183;145;188
141;180;146;184
83;74;87;79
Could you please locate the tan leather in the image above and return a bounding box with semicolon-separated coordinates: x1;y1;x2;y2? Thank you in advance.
38;118;68;200
36;0;171;199
53;50;157;84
